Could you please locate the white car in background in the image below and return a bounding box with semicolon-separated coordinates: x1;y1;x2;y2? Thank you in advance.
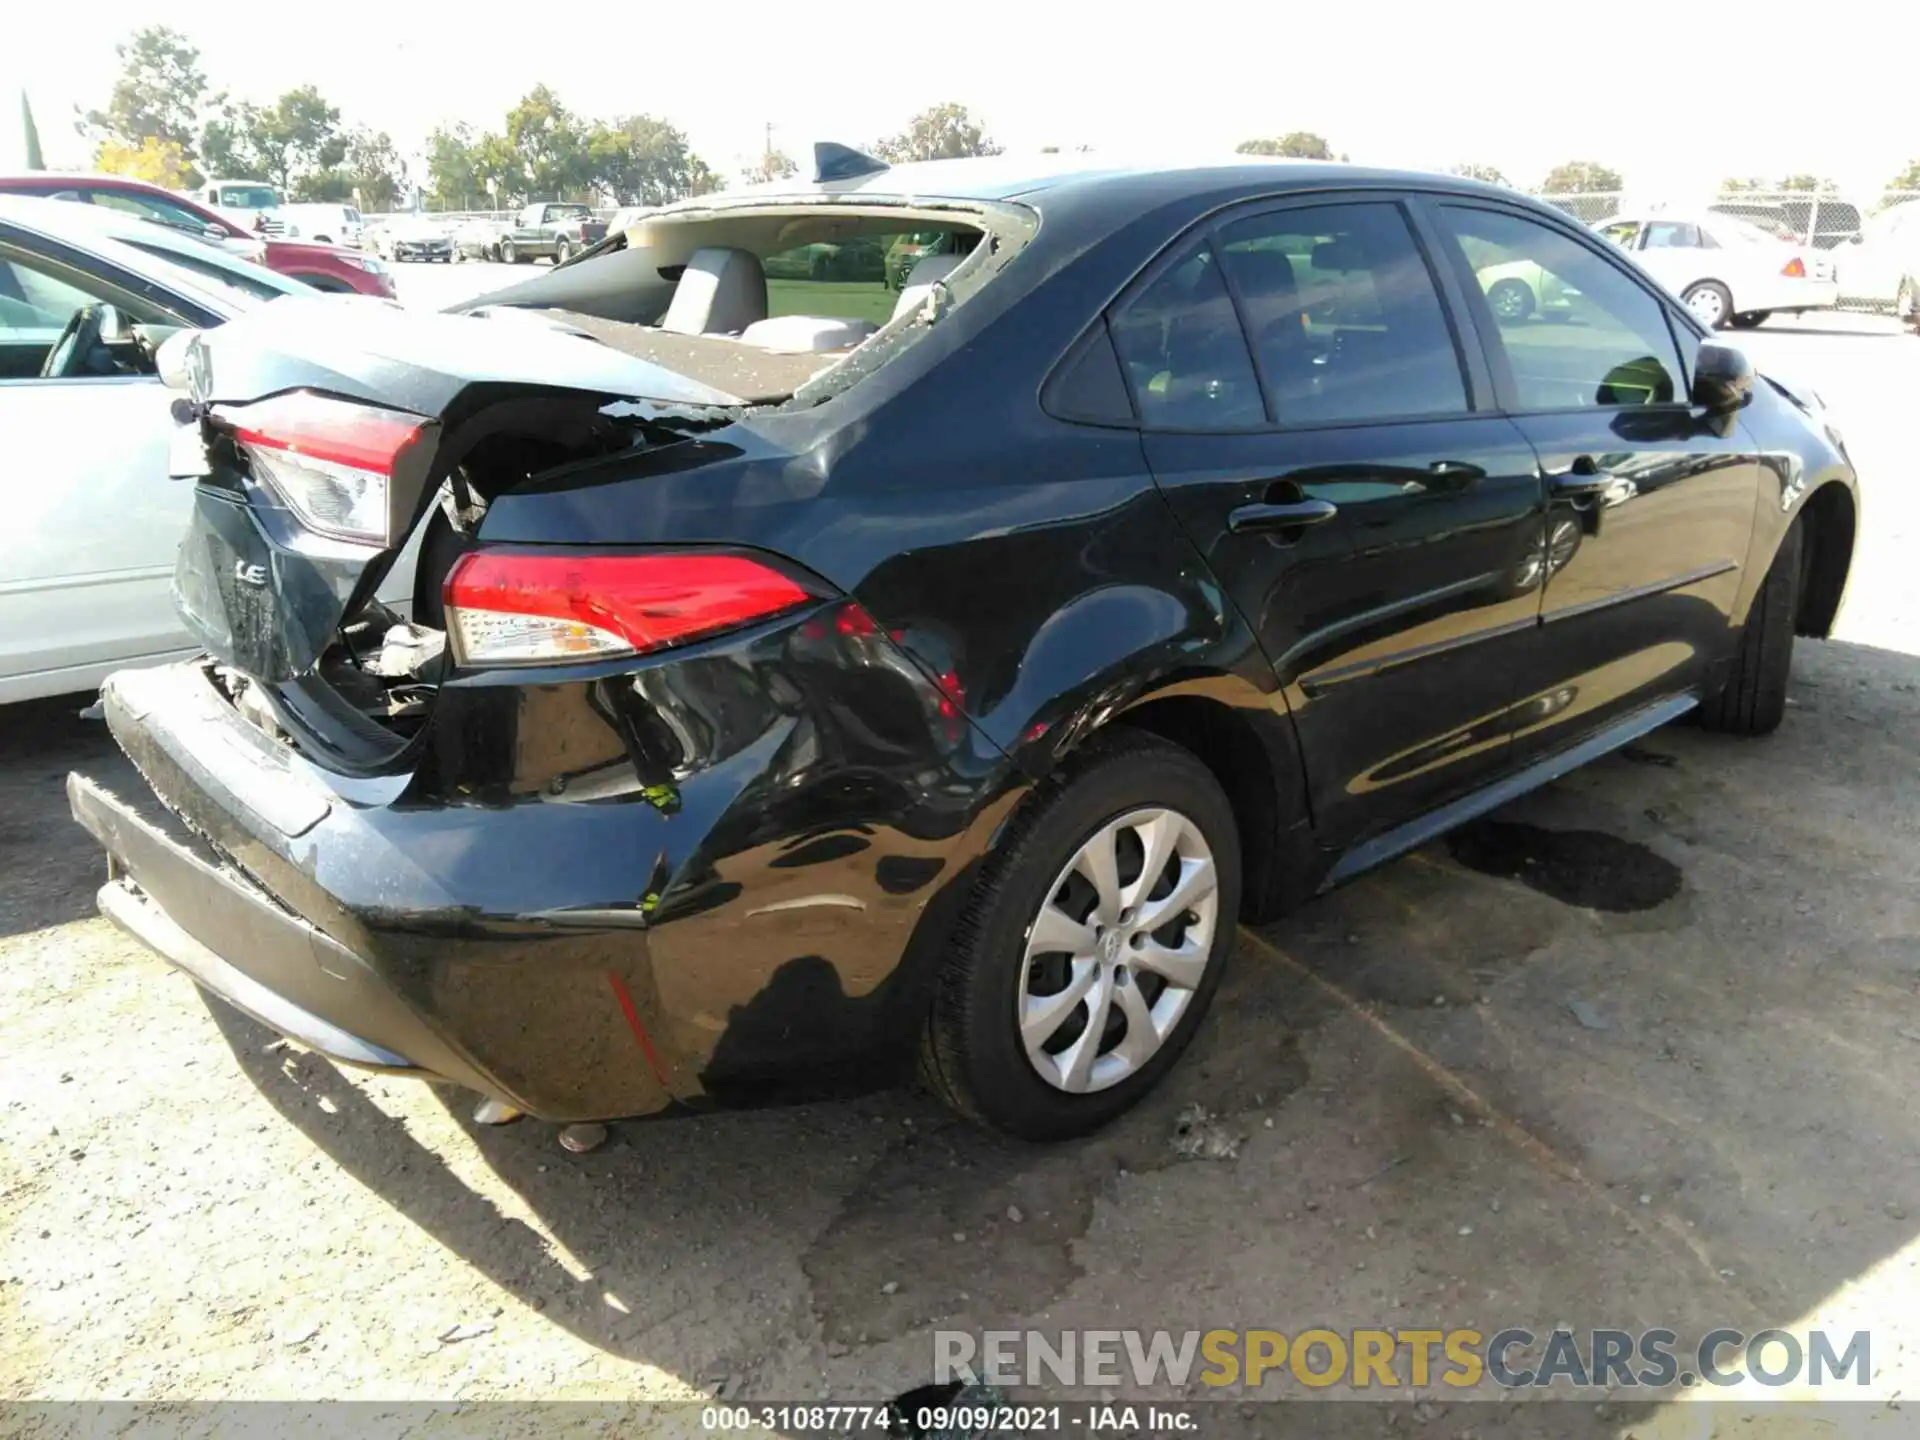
1594;211;1837;329
0;197;419;704
278;202;364;248
1834;201;1920;324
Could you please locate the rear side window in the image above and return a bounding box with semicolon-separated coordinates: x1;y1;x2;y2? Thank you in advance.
1643;222;1701;249
1443;206;1688;411
1215;202;1467;424
1110;243;1263;430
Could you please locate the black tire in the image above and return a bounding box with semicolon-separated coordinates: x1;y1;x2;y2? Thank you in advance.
1728;311;1771;329
500;239;518;264
1487;278;1535;322
553;237;572;265
1682;280;1734;330
1699;519;1802;736
1897;277;1919;333
919;728;1242;1141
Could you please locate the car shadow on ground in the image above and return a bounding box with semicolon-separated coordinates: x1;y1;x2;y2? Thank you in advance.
168;637;1920;1431
0;691;134;939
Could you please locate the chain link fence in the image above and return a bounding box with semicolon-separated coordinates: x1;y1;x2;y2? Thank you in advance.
1539;188;1920;246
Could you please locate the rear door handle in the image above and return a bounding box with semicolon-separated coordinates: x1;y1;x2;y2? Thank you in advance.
1426;460;1485;487
1552;455;1615;498
1228;499;1340;534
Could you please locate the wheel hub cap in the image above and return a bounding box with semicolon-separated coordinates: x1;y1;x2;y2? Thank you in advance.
1017;807;1219;1094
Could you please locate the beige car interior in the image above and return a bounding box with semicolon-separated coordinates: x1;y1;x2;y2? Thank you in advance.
626;211;982;360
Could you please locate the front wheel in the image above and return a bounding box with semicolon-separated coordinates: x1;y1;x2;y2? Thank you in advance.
1698;518;1801;736
919;730;1241;1140
1897;278;1919;333
1487;278;1535;322
500;239;519;264
1727;310;1771;329
1682;280;1734;329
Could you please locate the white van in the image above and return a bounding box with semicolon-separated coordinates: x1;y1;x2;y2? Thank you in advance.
278;202;364;248
194;179;284;235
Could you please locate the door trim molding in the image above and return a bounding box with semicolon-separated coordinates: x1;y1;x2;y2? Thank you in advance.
1320;691;1698;889
1540;559;1738;626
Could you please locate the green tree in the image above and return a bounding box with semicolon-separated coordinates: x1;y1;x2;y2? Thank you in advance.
201;86;346;193
1540;160;1623;194
21;91;44;170
82;27;207;178
504;85;592;198
1777;174;1838;194
874;103;1002;163
296;128;408;210
1720;176;1766;193
1450;162;1508;186
742;148;797;184
1888;159;1920;196
1236;132;1334;160
585;114;711;204
425;123;485;208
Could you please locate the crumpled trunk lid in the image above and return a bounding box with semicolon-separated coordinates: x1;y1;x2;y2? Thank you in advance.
167;296;744;685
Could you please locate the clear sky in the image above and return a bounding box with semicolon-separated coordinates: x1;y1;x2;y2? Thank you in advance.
8;0;1915;199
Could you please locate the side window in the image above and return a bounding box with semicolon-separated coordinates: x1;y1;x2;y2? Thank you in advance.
1598;221;1642;248
1643;222;1700;250
1109;243;1263;430
91;190;218;238
1443;206;1688;411
1215;202;1467;424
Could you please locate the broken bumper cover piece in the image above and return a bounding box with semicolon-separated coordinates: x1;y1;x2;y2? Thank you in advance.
72;771;468;1083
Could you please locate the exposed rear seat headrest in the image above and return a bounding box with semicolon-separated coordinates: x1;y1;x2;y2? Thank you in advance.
662;247;767;335
891;252;965;321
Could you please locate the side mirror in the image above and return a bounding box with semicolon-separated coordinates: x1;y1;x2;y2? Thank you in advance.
1691;341;1754;414
155;329;199;390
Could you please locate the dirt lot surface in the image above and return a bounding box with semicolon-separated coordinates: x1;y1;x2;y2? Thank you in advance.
4;304;1919;1437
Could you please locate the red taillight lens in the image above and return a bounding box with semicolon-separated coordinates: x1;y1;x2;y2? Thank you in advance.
213;390;427;545
1782;256;1807;278
443;550;819;668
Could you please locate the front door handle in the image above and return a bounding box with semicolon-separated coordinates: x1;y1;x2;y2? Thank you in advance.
1228;498;1339;534
1552;456;1615;499
1426;460;1486;488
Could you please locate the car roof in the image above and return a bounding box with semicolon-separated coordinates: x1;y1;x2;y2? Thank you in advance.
0;193;297;310
663;153;1513;213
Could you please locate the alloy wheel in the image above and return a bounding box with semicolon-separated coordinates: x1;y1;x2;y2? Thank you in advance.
1685;284;1728;327
1017;807;1219;1094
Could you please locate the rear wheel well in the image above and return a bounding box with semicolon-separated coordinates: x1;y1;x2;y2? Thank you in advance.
1116;695;1292;923
1795;482;1855;637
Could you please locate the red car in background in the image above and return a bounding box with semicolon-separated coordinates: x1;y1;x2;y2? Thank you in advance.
0;173;395;299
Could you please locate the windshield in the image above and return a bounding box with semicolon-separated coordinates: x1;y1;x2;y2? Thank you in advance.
216;185;280;210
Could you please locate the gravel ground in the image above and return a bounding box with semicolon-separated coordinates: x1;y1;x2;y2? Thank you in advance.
3;293;1919;1438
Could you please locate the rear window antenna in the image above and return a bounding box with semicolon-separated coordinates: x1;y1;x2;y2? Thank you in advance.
814;142;889;184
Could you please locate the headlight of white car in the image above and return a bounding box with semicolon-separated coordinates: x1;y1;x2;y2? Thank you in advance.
342;253;387;274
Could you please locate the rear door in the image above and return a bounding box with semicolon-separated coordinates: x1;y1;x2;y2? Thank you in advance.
1428;200;1765;764
1116;195;1549;850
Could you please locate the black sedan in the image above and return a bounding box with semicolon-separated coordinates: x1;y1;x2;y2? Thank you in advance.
71;147;1859;1142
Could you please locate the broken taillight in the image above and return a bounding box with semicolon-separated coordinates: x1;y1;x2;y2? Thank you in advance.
443;549;821;668
214;390;428;546
1782;256;1807;278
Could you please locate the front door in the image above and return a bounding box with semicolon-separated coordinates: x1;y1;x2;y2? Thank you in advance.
0;244;192;691
1431;201;1765;764
1113;196;1549;851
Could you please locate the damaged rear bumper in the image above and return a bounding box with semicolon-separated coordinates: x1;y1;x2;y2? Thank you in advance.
67;661;681;1122
73;773;456;1080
